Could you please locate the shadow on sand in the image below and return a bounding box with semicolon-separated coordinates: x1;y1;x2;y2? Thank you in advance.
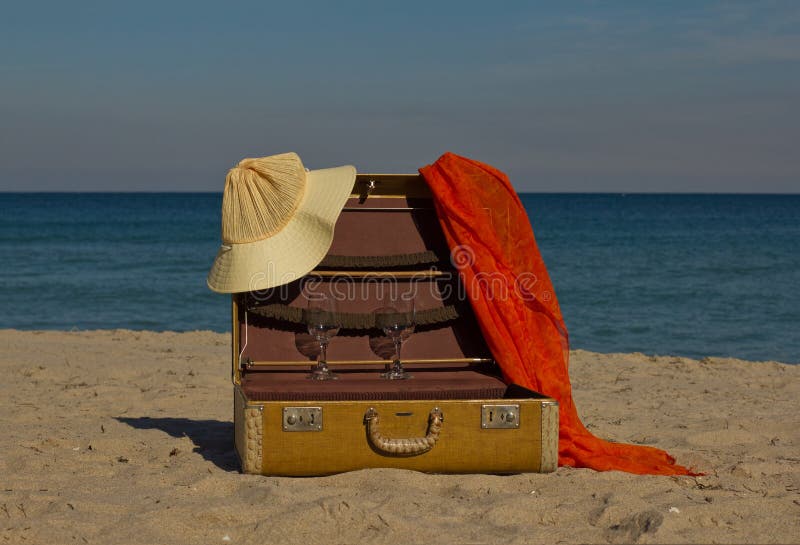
116;416;240;472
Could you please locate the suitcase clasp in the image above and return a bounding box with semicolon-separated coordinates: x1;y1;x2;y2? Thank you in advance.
481;404;520;429
282;407;323;432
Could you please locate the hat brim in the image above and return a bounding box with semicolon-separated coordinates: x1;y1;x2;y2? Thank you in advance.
207;164;356;293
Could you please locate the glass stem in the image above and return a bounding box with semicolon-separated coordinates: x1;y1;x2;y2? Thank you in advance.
319;341;328;369
393;338;402;368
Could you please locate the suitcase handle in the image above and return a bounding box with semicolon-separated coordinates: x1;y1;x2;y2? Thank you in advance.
363;407;444;456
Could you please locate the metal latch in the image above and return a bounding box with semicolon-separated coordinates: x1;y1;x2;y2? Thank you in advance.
282;407;323;432
481;404;520;429
357;179;377;203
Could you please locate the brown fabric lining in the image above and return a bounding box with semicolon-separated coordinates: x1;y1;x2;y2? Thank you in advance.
241;369;507;401
248;303;459;329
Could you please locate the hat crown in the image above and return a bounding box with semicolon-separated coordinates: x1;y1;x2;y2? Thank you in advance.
221;152;306;244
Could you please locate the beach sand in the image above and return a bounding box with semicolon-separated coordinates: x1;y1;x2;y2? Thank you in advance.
0;330;797;544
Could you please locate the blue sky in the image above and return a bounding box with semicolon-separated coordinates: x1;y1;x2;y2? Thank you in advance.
1;1;798;192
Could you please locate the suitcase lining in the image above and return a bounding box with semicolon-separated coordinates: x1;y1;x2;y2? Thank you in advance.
241;368;507;401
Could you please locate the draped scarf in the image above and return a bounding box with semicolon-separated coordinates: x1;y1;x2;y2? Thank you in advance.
420;152;696;475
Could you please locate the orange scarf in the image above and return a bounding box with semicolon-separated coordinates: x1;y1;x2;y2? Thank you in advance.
420;152;696;475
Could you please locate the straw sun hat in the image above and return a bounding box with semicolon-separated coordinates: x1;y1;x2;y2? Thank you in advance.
207;152;356;293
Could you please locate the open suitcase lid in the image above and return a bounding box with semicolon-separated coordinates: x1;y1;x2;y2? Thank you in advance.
231;173;496;385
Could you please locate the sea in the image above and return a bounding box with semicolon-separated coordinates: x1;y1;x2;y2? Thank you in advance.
1;193;797;363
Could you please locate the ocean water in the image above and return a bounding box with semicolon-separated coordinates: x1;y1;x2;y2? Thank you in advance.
1;193;797;363
521;194;799;364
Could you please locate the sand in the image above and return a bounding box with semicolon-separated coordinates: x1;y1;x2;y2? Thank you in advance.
0;329;797;544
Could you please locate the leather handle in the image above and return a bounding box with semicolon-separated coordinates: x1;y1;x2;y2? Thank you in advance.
363;407;444;456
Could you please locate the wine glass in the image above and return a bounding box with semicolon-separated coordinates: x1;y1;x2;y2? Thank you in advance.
304;293;340;381
375;296;416;380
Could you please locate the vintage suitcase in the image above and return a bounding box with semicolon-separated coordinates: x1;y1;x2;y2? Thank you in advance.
231;174;559;476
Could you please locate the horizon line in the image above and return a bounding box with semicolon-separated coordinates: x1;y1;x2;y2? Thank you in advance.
2;190;800;196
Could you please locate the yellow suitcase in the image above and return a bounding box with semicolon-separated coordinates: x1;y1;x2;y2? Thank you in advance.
230;174;559;476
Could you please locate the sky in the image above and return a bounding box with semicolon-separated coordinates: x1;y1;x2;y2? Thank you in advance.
1;1;798;192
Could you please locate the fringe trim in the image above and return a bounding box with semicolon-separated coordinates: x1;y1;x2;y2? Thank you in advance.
249;303;459;329
318;251;443;269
